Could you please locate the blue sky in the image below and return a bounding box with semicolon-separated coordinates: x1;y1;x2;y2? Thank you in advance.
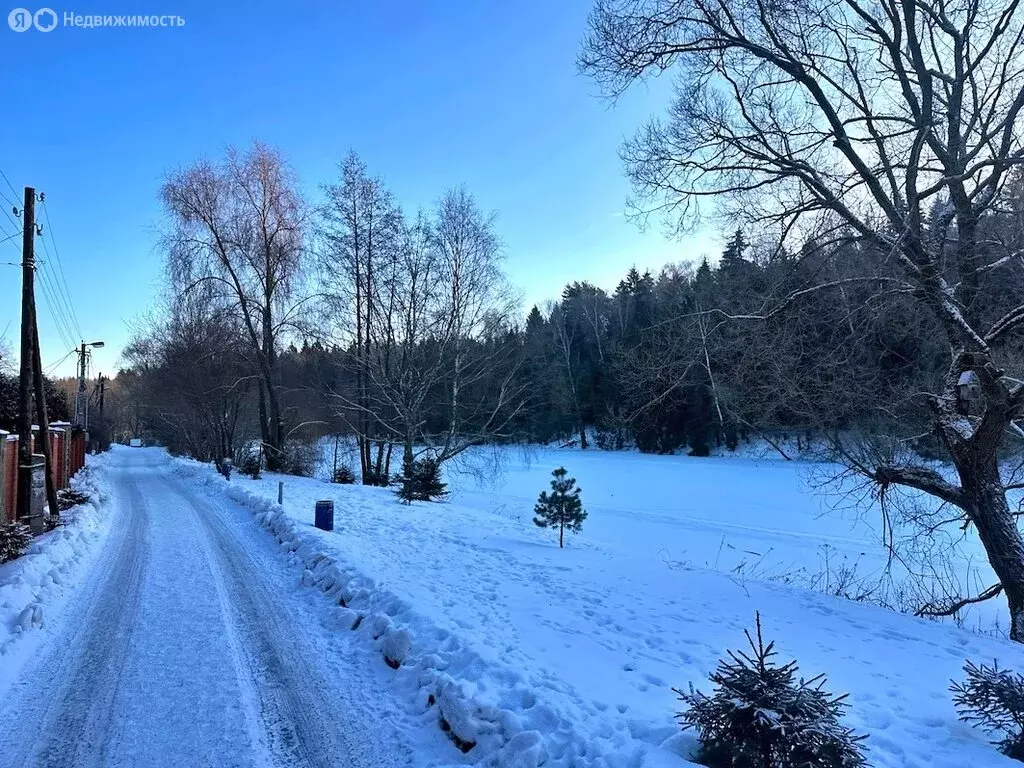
0;0;717;378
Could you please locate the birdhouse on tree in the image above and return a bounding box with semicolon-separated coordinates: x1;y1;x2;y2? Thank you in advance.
956;370;982;415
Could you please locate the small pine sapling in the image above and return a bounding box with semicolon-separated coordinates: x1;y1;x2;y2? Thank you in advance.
676;613;867;768
951;660;1024;761
533;467;587;548
333;466;356;485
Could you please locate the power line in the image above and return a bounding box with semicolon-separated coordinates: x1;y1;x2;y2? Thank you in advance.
36;265;79;354
0;203;18;234
38;258;80;349
37;274;77;354
0;167;20;208
44;347;77;375
39;198;83;339
36;229;82;341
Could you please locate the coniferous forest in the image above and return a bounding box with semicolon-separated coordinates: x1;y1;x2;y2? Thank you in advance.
111;157;1024;472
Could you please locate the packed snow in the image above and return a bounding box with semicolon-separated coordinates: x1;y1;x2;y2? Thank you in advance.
0;448;457;768
170;443;1024;767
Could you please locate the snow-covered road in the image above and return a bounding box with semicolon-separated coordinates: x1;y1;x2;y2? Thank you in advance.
0;449;433;768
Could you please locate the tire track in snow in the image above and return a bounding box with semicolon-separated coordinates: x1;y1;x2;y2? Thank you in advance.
0;466;151;768
170;476;404;768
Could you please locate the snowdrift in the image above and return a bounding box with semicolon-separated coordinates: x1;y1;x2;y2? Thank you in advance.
0;453;116;695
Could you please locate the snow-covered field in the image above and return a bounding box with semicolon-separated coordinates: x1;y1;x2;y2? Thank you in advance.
173;444;1024;768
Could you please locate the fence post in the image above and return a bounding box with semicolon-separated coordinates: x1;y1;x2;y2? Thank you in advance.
52;421;71;488
0;431;9;521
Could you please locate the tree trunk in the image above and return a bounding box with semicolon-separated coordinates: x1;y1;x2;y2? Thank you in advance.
559;522;564;549
403;435;414;476
265;385;284;471
578;424;588;450
957;454;1024;641
257;382;270;465
262;304;285;472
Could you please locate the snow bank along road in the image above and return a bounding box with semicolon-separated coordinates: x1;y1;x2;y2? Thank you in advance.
0;448;446;768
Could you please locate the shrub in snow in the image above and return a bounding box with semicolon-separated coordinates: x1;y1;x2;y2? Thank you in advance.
332;466;356;484
0;521;33;564
280;438;321;477
395;457;448;503
951;659;1024;761
533;467;587;548
595;422;630;451
676;613;867;768
56;487;90;511
363;467;390;487
238;447;262;479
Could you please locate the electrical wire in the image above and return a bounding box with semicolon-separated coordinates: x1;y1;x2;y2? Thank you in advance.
36;265;79;354
0;208;18;238
37;276;78;355
0;167;20;209
36;231;82;341
44;347;77;375
39;198;83;339
0;173;85;377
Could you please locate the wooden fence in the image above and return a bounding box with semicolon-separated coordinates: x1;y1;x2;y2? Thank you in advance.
0;423;87;522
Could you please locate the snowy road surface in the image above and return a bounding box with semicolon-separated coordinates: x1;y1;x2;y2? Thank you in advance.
0;449;435;768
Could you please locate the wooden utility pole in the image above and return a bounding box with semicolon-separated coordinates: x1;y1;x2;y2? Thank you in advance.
15;187;36;524
75;341;86;427
31;318;60;518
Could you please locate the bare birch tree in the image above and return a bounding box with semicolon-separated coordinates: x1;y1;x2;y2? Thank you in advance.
318;152;403;483
319;160;525;480
161;142;306;471
582;0;1024;638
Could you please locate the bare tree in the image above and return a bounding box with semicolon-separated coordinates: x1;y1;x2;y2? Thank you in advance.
582;0;1024;638
320;178;526;480
161;142;306;471
430;187;526;462
318;152;404;482
123;298;251;463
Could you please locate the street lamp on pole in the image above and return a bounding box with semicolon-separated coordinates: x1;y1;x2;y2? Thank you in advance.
76;340;105;430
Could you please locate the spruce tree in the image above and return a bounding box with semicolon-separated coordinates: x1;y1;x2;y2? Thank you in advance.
395;457;447;503
951;660;1024;760
533;467;587;548
677;613;867;768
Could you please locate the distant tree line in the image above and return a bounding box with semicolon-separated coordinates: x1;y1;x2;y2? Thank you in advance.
265;192;1023;463
113;145;1024;476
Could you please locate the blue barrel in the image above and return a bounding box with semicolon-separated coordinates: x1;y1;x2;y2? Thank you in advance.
315;500;334;531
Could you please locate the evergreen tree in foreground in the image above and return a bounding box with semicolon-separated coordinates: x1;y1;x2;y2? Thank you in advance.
951;660;1024;761
533;467;586;548
677;613;867;768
